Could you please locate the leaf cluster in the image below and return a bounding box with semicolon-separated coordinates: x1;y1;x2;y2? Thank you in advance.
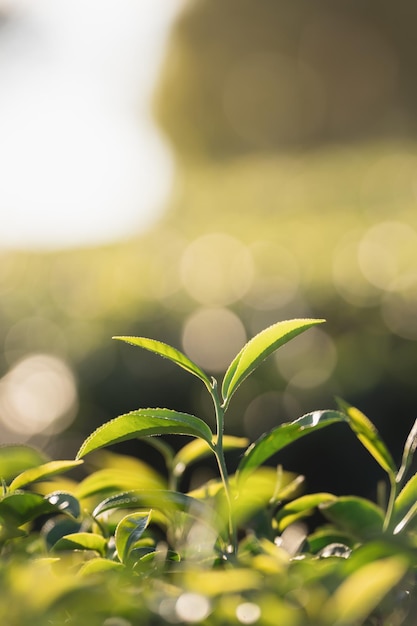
0;319;416;625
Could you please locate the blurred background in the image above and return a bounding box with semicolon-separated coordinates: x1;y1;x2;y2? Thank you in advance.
1;0;417;498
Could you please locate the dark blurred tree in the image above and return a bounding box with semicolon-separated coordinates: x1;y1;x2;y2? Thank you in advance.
155;0;417;159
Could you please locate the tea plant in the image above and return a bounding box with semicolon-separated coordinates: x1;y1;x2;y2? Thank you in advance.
0;318;417;625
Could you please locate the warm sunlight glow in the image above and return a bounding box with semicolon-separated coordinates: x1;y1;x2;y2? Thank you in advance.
236;602;261;624
0;0;182;249
180;233;254;305
0;353;78;438
182;307;247;373
175;593;211;623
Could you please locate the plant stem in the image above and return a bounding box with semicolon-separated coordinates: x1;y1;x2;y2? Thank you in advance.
210;378;237;554
383;474;398;533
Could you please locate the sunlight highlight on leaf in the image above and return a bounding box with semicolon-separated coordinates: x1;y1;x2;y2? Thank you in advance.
222;318;325;407
115;511;151;564
237;410;345;480
113;336;211;387
9;460;83;492
53;532;107;555
76;408;214;459
337;399;396;475
173;435;248;479
324;557;407;625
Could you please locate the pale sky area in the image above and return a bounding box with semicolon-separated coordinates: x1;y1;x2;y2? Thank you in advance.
0;0;183;249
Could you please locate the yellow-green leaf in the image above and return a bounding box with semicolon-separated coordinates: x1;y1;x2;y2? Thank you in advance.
276;493;336;532
0;445;48;483
53;532;108;555
113;336;211;387
237;410;345;480
173;435;248;478
76;467;166;500
338;399;396;476
393;472;417;534
76;408;214;459
324;557;407;625
9;460;83;492
115;511;151;564
222;318;325;407
320;496;385;541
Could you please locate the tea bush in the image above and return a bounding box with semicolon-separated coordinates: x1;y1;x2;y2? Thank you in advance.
0;319;416;625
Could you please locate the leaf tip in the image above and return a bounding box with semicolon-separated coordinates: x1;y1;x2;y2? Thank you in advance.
75;446;86;461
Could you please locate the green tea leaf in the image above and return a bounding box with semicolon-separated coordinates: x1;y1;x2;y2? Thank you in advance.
9;460;83;491
42;516;82;549
320;496;385;541
115;511;151;564
92;489;214;522
78;558;125;576
276;493;336;532
0;492;55;526
0;491;82;528
337;399;396;476
393;501;417;535
324;557;407;625
0;445;48;483
113;336;211;387
307;527;355;554
222;318;325;407
76;408;214;459
393;472;417;534
46;491;81;519
182;568;263;596
232;468;297;528
53;532;108;555
397;417;417;484
188;477;225;500
76;467;166;500
173;435;248;479
237;410;346;480
272;473;305;502
135;549;180;565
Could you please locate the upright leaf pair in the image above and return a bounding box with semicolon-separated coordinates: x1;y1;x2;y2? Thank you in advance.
76;318;325;552
77;318;325;461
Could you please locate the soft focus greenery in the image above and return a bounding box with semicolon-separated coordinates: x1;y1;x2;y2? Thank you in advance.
154;0;417;158
1;142;417;492
2;0;417;515
0;320;417;625
2;2;417;623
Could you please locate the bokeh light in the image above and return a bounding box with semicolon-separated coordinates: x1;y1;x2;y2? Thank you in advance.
102;619;132;626
360;152;417;213
180;233;254;306
2;0;417;499
158;597;181;624
175;592;211;623
0;354;78;440
236;602;261;624
182;307;246;373
358;221;417;291
382;275;417;340
244;241;300;311
332;232;381;308
146;229;186;302
275;328;337;390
